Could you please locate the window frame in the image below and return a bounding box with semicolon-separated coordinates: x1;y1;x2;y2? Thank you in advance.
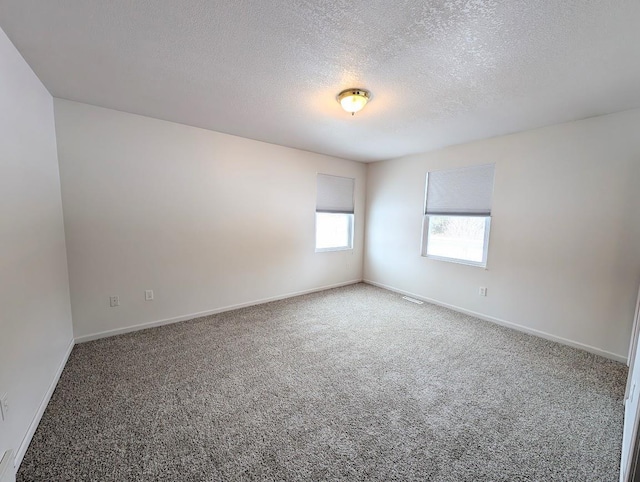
421;214;491;267
315;212;354;252
421;165;495;268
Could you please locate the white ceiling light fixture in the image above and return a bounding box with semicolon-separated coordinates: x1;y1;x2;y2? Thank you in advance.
337;89;371;115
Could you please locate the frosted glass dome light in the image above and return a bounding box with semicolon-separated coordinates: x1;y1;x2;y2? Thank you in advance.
337;89;371;115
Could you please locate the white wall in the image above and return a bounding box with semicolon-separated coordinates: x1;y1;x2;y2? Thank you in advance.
0;28;74;466
54;99;366;340
365;109;640;360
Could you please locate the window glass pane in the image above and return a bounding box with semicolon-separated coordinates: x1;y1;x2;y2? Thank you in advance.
426;216;486;263
316;213;351;250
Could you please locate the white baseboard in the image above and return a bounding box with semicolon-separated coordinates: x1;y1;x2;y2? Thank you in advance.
75;279;363;343
364;279;627;363
15;338;75;469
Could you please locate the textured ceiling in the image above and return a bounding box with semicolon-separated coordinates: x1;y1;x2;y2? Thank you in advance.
1;1;639;162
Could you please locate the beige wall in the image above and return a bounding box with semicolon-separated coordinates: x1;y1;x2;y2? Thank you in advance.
54;99;366;340
0;27;73;466
364;109;640;360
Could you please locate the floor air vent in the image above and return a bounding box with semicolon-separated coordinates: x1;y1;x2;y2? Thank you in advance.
402;296;424;305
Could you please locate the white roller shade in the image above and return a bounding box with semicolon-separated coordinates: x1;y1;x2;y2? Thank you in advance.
425;164;495;216
316;174;355;214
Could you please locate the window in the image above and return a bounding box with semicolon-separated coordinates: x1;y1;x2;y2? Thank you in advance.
422;164;495;267
316;212;353;250
315;174;354;251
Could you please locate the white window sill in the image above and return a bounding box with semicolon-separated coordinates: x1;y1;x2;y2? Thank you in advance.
422;254;487;268
315;246;353;253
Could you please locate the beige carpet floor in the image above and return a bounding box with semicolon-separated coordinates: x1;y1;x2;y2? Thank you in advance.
18;283;627;481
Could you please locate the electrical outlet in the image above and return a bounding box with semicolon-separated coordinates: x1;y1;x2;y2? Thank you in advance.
0;393;8;421
109;296;120;307
479;287;487;297
145;290;154;301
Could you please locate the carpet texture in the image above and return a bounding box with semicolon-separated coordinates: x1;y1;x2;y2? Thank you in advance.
18;283;627;481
